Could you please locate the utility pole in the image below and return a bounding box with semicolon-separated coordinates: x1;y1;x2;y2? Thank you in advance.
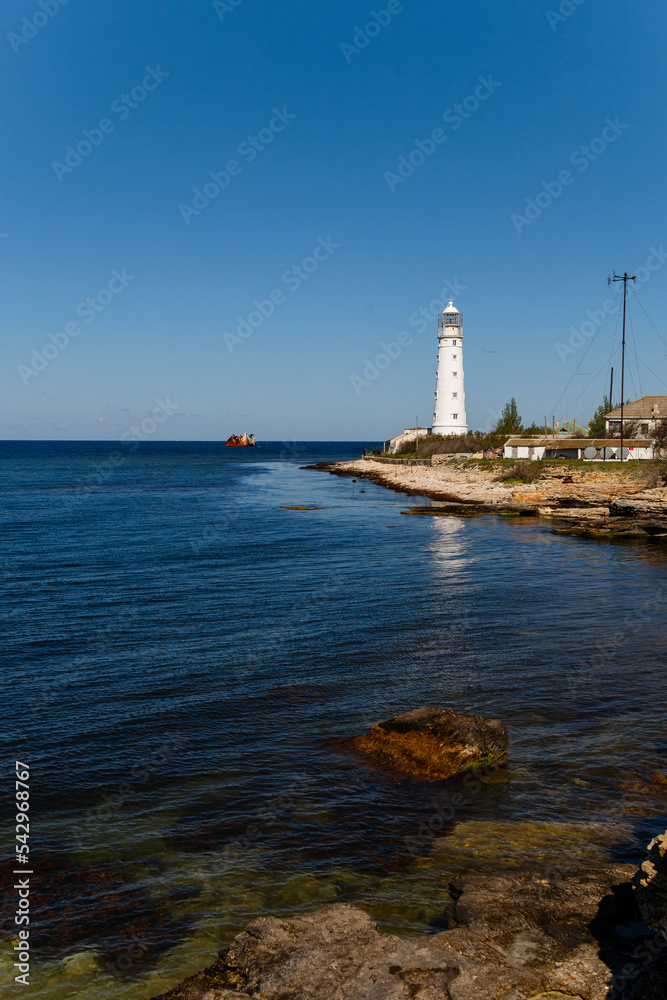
610;273;636;461
573;372;591;433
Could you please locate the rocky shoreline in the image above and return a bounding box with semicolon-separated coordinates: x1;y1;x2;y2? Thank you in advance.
153;859;666;999
309;458;667;541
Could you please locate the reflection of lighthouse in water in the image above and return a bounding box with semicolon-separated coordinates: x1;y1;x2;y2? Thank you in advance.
432;300;468;436
428;517;471;585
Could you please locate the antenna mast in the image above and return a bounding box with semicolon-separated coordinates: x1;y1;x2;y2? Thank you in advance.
610;272;636;461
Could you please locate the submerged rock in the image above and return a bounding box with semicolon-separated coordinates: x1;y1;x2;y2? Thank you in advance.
348;706;508;780
152;864;647;1000
0;850;187;977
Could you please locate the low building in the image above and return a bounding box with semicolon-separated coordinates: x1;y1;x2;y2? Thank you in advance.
503;437;654;461
605;396;667;436
387;427;431;454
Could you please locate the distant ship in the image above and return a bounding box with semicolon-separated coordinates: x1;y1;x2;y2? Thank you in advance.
225;433;256;447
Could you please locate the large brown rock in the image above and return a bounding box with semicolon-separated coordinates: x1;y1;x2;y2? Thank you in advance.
348;706;508;780
152;865;646;1000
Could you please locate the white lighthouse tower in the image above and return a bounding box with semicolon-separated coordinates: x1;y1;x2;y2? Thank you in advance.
432;300;468;436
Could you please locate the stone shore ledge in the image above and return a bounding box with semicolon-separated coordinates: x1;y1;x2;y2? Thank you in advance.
310;458;667;540
153;858;666;1000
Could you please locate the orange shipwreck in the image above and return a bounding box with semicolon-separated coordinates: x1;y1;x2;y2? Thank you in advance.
225;433;256;447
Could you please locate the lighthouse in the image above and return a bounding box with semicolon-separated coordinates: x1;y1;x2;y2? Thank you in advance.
432;300;468;436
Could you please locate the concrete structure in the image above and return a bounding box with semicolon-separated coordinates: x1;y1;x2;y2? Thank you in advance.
432;300;467;436
605;396;667;437
387;426;431;455
503;437;654;461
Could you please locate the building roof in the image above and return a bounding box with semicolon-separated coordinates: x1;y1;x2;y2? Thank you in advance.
442;299;459;314
606;396;667;419
388;427;430;445
557;419;589;435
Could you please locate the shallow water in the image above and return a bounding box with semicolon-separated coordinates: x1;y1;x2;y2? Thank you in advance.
1;441;666;998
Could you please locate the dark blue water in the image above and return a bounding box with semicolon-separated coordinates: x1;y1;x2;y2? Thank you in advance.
1;441;666;998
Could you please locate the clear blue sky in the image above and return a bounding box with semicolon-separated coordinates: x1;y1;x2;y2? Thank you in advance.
2;0;666;440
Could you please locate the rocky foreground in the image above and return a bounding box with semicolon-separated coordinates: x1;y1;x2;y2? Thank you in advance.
315;459;667;540
153;860;666;1000
153;710;667;999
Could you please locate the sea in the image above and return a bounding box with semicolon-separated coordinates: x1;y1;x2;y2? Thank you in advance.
1;440;666;998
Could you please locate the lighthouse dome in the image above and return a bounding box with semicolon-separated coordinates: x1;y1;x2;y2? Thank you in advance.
438;299;462;335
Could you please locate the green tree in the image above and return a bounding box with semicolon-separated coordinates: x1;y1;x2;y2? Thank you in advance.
495;398;523;434
588;394;611;435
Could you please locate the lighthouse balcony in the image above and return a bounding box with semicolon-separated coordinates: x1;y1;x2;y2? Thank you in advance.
438;314;461;334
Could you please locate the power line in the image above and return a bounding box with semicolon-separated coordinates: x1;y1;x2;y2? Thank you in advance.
465;338;498;354
626;297;643;398
607;302;621;403
562;323;625;423
625;343;667;391
562;352;619;418
609;272;636;462
550;288;621;418
630;287;667;351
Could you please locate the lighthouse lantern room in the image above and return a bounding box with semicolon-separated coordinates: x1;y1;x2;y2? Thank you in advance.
432;300;468;436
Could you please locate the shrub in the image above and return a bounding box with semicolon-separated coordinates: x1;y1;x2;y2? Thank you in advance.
395;431;505;457
643;461;667;488
501;460;543;484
